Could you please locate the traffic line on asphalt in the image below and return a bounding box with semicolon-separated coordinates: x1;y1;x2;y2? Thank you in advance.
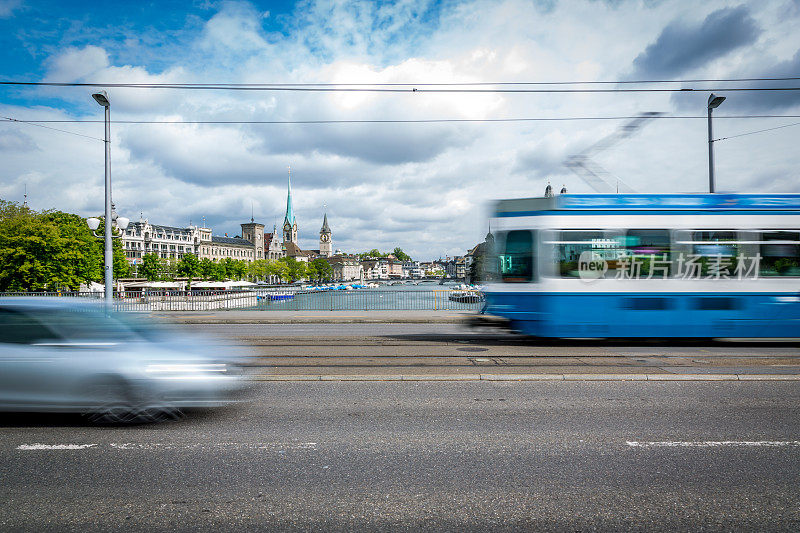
16;444;98;450
626;440;800;448
294;315;367;318
15;442;318;451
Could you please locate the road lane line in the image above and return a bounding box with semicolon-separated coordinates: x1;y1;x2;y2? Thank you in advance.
16;444;98;450
14;442;319;451
626;440;800;448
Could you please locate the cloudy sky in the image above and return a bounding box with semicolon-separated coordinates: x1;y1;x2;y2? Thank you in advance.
1;0;799;260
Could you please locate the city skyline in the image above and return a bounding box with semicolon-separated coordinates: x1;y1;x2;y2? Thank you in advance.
1;0;800;260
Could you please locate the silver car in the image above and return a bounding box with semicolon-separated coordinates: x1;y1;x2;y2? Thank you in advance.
0;297;245;423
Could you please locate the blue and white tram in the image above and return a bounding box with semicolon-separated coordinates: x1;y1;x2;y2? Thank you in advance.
484;194;800;338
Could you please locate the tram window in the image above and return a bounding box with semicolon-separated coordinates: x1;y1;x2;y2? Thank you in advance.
691;231;738;256
620;230;672;277
760;231;800;277
687;231;740;278
554;230;611;278
499;230;534;282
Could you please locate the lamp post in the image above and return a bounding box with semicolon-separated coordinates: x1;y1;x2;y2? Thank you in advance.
707;93;726;193
90;90;116;307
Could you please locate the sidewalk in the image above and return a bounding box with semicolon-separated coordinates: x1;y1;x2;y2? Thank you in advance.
153;309;486;324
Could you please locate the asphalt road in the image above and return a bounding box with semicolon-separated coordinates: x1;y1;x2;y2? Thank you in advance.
1;381;798;531
181;323;800;377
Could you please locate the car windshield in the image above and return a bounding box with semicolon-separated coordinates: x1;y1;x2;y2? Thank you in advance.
32;308;144;342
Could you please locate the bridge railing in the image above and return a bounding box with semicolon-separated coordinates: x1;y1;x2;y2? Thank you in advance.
0;289;484;312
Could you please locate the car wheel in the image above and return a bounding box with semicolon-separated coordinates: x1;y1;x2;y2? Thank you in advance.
83;377;183;425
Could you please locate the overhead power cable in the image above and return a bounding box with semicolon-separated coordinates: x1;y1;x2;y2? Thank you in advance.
713;121;800;142
5;115;800;125
1;81;800;93
0;116;104;141
2;76;800;87
6;114;800;143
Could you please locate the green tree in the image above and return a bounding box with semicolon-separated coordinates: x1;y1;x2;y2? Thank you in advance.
177;254;200;287
359;249;384;260
230;260;248;281
140;253;161;281
468;255;484;283
165;258;179;281
310;258;333;282
279;257;307;282
199;258;216;280
266;260;289;283
306;262;317;281
211;260;227;281
0;201;130;291
247;259;269;282
392;248;411;262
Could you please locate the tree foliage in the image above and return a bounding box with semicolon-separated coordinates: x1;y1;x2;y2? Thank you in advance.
278;257;308;282
177;253;200;287
310;258;333;282
358;248;412;261
199;258;216;280
392;248;411;262
140;253;162;281
0;199;127;291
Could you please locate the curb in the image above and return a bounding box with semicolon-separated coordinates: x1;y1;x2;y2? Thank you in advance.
249;373;800;382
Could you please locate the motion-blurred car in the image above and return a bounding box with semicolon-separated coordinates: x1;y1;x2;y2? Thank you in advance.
0;297;245;423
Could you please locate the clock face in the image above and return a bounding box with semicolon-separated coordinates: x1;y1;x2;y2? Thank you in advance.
321;234;329;242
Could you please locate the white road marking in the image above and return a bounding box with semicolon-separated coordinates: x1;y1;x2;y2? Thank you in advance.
627;440;800;448
16;444;98;450
17;442;318;451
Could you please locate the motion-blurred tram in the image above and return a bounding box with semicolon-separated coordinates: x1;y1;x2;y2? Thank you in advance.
483;194;800;338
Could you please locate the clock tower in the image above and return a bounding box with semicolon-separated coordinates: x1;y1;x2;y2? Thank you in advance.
319;212;332;257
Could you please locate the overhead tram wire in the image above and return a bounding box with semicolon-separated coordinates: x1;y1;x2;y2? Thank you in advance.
1;75;800;88
6;113;800;142
2;80;800;93
712;121;800;142
0;116;104;141
5;115;800;125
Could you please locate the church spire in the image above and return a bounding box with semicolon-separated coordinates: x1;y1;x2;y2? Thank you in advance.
284;167;295;226
321;212;330;233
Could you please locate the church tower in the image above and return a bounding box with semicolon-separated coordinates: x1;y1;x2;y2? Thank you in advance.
241;209;265;260
283;169;298;245
319;212;332;257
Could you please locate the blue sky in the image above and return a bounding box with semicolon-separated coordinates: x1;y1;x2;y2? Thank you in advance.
1;0;800;260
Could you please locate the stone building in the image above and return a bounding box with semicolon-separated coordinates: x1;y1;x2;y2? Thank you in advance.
122;218;201;264
124;218;258;265
328;255;362;281
121;170;333;269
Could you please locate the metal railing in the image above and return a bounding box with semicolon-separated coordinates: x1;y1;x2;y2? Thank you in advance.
0;289;484;312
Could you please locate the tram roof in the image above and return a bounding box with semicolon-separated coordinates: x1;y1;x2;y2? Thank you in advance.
494;194;800;216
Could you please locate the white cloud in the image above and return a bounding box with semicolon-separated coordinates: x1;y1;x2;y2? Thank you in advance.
5;0;800;259
0;0;21;18
45;45;109;82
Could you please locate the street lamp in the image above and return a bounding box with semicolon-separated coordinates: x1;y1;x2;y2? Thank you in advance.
707;93;726;193
89;90;116;307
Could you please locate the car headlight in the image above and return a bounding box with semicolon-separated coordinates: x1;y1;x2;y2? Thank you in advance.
145;363;227;374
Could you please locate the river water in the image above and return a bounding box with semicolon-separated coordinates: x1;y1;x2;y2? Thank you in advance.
251;282;483;311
